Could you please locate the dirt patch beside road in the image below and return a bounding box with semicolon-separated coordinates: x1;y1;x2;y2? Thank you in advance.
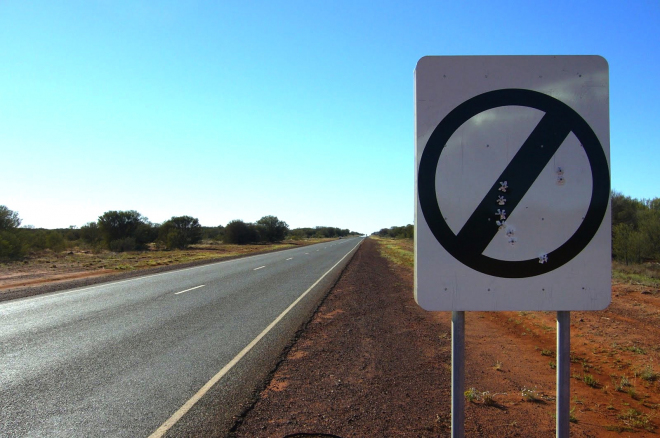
233;239;660;437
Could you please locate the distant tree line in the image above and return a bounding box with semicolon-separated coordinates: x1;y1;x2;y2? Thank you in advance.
373;224;414;239
0;205;360;261
288;226;356;240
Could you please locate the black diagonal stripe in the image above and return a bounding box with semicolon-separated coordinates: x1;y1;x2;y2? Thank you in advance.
455;111;573;256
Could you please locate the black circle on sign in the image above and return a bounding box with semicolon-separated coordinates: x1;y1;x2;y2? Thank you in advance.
418;89;610;278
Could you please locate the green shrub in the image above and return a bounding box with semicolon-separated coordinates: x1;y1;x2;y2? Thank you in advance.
45;231;65;252
158;216;202;249
0;230;26;261
224;220;260;244
109;237;136;252
256;215;289;242
80;222;102;245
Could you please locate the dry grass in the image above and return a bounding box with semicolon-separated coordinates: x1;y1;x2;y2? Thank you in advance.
612;261;660;288
370;236;413;268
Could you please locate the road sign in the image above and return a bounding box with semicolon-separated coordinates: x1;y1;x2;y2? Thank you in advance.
415;56;610;311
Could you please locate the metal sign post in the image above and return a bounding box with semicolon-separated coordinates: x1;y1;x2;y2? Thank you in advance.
556;311;570;438
451;311;465;437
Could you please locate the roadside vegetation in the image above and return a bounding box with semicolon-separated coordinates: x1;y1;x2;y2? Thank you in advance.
0;205;360;264
611;191;660;287
611;191;660;264
373;224;413;239
371;235;414;268
371;224;414;268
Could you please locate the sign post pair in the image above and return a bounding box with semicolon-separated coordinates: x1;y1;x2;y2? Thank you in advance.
414;56;610;437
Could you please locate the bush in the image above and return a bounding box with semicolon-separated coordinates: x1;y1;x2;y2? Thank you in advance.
109;237;136;252
98;210;154;251
288;229;306;240
80;222;102;246
62;227;80;241
45;231;65;253
163;230;186;250
202;225;225;241
0;230;25;261
21;229;48;251
224;220;260;244
158;216;202;249
256;215;289;242
134;222;159;248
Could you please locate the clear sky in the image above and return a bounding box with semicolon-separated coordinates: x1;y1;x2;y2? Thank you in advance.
1;1;658;234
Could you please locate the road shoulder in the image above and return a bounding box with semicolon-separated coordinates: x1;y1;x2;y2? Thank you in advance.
231;238;452;437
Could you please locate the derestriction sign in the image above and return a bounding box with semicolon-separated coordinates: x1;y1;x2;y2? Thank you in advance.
414;56;611;311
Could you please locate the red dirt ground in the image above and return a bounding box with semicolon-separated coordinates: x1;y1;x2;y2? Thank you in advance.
232;239;660;437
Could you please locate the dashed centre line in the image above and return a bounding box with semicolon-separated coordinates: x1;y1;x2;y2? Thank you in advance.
174;285;206;295
286;258;293;261
253;266;266;271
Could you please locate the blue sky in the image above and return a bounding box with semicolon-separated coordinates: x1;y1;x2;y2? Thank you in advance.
1;1;658;233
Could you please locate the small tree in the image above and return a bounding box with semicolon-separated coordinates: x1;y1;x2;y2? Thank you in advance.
80;222;102;246
611;190;643;230
224;220;260;244
158;216;202;249
256;215;289;242
0;231;24;260
638;208;660;261
97;210;151;251
134;222;159;248
0;205;21;231
0;206;25;260
613;223;645;265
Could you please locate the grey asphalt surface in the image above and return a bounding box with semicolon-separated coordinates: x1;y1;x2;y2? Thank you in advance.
0;237;363;437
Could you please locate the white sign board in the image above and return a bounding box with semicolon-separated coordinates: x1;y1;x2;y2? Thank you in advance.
415;56;610;311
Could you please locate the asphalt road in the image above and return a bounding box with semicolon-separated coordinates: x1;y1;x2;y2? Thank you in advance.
0;237;363;437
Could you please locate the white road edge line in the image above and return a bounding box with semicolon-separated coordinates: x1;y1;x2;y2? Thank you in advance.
253;266;266;270
174;285;205;295
148;238;362;438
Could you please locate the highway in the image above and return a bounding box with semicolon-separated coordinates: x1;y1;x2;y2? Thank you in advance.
0;237;363;437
